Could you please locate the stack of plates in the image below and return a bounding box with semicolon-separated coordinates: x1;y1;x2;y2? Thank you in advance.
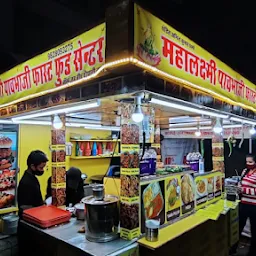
23;205;71;228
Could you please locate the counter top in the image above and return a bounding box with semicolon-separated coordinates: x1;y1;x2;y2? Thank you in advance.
138;214;208;249
21;219;136;256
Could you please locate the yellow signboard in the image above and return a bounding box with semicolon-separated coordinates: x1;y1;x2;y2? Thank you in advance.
0;23;105;106
134;5;256;110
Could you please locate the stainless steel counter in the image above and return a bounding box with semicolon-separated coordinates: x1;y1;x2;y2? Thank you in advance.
21;219;137;256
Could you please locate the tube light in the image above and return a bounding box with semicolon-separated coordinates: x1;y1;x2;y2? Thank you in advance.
230;117;256;126
169;124;243;132
84;125;120;131
12;100;100;121
12;120;51;126
150;98;229;119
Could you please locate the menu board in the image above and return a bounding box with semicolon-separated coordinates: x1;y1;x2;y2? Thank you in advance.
140;180;165;233
51;115;66;207
165;175;181;222
120;104;141;240
0;132;17;209
180;173;195;215
195;172;223;210
139;171;223;233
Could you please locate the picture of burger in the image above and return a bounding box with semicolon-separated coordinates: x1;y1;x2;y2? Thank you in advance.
0;136;14;170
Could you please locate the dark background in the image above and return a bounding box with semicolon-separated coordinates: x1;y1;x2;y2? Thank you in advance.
1;0;256;85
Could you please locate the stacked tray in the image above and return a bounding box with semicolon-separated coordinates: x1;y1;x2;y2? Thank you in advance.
23;205;71;228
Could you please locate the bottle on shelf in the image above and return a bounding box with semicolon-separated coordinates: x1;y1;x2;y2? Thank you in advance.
92;142;97;156
80;142;85;156
75;142;80;156
85;142;91;156
97;142;103;155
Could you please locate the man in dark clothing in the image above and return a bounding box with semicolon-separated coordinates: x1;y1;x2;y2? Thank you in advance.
17;150;48;255
46;167;84;206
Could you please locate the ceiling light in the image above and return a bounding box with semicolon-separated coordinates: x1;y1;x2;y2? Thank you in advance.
169;126;211;131
169;121;211;127
84;125;120;131
249;126;256;135
12;100;100;121
230;117;256;126
195;130;201;137
213;118;223;134
194;122;201;137
150;98;229;119
0;120;13;124
132;96;144;123
52;115;63;130
12;120;51;126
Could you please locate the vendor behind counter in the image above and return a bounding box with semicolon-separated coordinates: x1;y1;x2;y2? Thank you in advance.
46;167;84;206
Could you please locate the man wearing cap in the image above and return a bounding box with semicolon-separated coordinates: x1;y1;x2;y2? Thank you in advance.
46;167;84;206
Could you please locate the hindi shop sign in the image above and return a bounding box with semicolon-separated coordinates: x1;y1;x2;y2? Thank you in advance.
134;5;256;110
0;23;105;105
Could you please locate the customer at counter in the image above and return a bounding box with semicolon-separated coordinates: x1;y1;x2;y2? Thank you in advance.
46;167;84;206
231;154;256;256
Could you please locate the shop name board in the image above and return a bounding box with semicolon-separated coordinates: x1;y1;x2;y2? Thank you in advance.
0;23;105;105
134;5;256;109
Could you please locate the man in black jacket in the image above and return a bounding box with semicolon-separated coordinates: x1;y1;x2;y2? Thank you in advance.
17;150;48;255
46;167;84;206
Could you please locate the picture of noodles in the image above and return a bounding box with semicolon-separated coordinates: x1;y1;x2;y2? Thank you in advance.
121;152;130;168
52;188;66;206
121;124;139;144
121;175;139;197
121;151;140;168
51;130;65;145
130;152;140;168
143;182;164;219
181;174;194;204
196;179;207;196
52;167;66;183
208;177;214;193
213;161;225;172
52;150;66;163
120;203;139;230
212;147;224;157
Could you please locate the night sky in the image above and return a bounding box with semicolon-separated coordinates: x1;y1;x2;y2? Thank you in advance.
1;0;255;83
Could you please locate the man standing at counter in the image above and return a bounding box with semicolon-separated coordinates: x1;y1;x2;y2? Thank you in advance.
17;150;48;255
17;150;48;216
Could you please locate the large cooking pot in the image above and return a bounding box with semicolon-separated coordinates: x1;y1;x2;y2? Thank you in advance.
82;194;119;243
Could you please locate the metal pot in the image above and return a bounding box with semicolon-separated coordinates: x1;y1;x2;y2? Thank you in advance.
74;203;85;220
82;194;119;243
2;214;19;235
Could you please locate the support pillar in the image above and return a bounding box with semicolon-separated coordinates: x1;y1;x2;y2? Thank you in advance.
51;115;66;207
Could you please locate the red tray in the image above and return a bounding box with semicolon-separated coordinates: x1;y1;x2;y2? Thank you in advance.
23;205;71;228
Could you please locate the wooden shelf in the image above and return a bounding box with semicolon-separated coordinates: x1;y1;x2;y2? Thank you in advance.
70;139;120;142
70;154;120;160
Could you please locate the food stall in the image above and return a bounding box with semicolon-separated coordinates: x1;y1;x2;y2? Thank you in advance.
0;1;254;255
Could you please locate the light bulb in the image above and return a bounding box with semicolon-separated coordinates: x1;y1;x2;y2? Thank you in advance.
250;126;256;135
132;112;144;123
132;100;144;123
53;115;63;130
213;118;223;134
195;130;201;137
213;126;223;134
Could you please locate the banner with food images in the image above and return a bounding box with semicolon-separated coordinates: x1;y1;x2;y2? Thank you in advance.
140;179;165;233
195;171;222;210
51;115;66;207
0;133;17;209
165;175;181;222
181;173;195;215
120;103;140;240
